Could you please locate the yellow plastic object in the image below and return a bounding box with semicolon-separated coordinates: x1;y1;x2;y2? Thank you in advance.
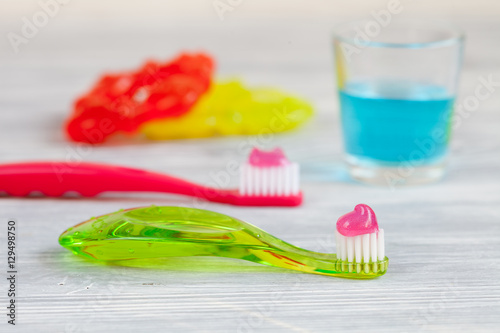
139;80;313;140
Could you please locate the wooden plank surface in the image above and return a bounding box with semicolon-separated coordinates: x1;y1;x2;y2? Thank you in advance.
0;1;499;332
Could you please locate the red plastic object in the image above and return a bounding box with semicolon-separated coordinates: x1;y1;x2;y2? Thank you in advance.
65;53;214;144
0;162;302;207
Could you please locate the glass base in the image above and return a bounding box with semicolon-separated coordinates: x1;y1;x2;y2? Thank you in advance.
346;155;447;187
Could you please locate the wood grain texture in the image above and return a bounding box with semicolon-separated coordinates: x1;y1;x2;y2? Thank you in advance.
0;1;499;332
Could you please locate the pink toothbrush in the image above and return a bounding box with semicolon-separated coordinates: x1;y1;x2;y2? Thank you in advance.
0;148;302;206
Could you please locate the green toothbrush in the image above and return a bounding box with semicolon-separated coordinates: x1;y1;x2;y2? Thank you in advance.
59;204;388;279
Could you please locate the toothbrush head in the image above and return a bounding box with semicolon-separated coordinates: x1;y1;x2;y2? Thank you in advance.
335;204;387;275
235;147;302;206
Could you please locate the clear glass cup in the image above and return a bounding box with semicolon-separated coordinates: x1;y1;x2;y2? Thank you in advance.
333;20;464;186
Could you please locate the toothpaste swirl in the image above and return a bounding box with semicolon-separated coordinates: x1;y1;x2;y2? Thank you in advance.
248;148;289;167
336;204;379;237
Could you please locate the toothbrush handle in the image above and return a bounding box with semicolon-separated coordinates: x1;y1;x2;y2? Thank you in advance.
0;162;235;201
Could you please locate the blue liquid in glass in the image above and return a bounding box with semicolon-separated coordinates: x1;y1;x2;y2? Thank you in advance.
339;82;454;165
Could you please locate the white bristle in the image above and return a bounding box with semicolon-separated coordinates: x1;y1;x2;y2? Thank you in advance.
346;237;354;263
253;167;261;195
261;168;268;196
238;162;300;197
239;165;247;196
377;229;385;261
339;231;347;261
335;230;341;259
276;167;284;195
354;236;362;263
370;232;378;263
283;165;291;196
269;168;276;196
336;230;385;264
362;234;370;263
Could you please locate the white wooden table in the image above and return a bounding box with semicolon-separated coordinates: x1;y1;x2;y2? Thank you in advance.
1;1;499;332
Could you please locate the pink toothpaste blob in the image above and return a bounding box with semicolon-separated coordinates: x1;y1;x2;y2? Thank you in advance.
248;148;290;167
336;204;379;237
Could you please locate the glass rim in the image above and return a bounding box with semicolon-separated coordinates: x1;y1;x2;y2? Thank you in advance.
333;19;465;49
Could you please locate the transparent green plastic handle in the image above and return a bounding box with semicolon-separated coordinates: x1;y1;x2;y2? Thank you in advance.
59;206;388;279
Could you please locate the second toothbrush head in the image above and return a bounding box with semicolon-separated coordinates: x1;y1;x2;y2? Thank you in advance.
235;147;302;206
